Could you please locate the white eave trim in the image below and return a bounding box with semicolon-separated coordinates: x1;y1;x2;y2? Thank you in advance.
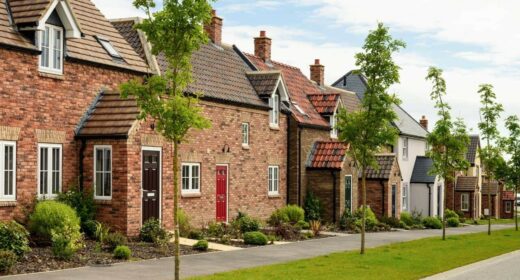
38;0;81;39
274;75;290;102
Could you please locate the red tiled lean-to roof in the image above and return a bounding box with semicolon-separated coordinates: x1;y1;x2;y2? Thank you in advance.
361;154;399;179
307;141;348;169
308;93;340;115
246;54;329;127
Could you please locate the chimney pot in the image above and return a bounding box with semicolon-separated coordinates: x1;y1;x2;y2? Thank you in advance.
254;30;272;62
310;58;325;86
420;115;429;130
204;9;223;45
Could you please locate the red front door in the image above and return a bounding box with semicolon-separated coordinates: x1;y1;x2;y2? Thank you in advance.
216;166;228;222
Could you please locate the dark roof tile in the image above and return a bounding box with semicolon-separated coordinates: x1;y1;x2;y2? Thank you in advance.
361;154;399;179
466;135;480;164
411;156;436;183
455;176;478;191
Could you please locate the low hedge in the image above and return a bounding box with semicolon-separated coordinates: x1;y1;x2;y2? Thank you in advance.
243;231;268;246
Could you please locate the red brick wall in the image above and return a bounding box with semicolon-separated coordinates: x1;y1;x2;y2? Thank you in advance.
454;191;475;219
358;166;401;218
0;48;140;223
481;194;498;218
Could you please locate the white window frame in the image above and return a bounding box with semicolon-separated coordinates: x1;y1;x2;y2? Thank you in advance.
94;145;112;200
461;193;470;212
330;110;338;139
505;201;512;213
181;163;200;194
38;24;64;75
0;141;16;202
269;93;280;128
402;137;409;160
268;165;279;195
37;143;62;199
402;182;408;211
241;123;249;146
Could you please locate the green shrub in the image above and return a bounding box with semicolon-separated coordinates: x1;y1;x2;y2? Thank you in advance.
445;209;459;220
94;222;110;243
29;201;81;242
455;210;466;223
410;210;424;225
380;216;402;228
188;230;204;240
235;215;261;234
267;209;289;227
192;240;209;251
206;221;226;238
295;220;310;230
339;209;356;231
447;217;460;227
105;232;127;250
140;218;169;243
422;216;442;229
56;188;96;234
51;222;83;260
82;220;98;239
113;245;131;260
273;223;300;240
400;211;414;226
283;205;305;224
243;231;268;245
304;192;322;221
178;209;191;238
0;250;17;273
0;221;30;257
353;206;378;231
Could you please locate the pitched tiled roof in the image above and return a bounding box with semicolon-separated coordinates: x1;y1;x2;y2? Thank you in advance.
321;85;360;113
307;141;348;169
0;0;149;73
246;54;329;127
307;93;340;115
110;19;145;60
502;191;515;201
76;91;138;138
361;154;399;179
246;71;280;98
466;135;480;165
455;176;478;192
410;156;436;184
333;70;428;138
482;179;499;195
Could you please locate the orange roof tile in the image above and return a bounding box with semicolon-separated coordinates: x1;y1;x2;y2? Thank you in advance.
308;93;340;115
307;141;348;169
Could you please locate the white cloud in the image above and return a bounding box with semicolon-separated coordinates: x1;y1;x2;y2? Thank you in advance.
220;1;282;13
91;0;144;19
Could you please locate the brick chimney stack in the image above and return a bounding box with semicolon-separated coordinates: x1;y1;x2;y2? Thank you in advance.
254;31;271;62
420;115;428;130
204;9;222;45
310;59;325;86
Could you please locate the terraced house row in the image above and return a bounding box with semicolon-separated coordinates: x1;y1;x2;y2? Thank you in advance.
0;1;511;236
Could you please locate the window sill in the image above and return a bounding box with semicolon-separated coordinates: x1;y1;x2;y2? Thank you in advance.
268;193;281;198
0;201;17;207
269;125;280;131
242;144;250;150
182;192;201;198
94;199;112;205
39;71;64;80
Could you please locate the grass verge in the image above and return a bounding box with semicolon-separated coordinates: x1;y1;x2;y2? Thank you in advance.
476;218;515;225
191;228;520;280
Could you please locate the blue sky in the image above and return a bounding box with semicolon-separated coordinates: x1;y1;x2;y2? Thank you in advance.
94;0;519;137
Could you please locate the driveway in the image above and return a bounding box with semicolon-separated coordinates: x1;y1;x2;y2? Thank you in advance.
1;224;513;280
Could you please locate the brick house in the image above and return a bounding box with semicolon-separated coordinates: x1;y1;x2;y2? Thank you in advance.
0;0;150;237
110;12;289;230
500;190;515;219
360;155;402;218
245;32;359;222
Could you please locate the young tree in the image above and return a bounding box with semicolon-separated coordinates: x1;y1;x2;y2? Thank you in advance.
499;116;520;230
477;84;504;236
121;1;213;279
337;23;404;254
425;67;470;240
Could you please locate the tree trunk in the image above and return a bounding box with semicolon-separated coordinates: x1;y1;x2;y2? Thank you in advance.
173;141;180;280
442;176;447;240
515;186;518;231
488;180;492;235
361;167;366;255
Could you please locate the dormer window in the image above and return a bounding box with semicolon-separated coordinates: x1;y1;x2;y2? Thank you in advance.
269;92;280;128
97;37;122;59
39;25;63;74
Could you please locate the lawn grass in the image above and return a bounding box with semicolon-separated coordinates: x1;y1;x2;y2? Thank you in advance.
191;229;520;280
476;218;515;225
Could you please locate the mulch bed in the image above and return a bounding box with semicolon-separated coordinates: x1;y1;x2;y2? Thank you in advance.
6;240;210;276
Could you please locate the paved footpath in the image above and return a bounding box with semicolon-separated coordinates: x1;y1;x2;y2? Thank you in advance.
1;224;512;280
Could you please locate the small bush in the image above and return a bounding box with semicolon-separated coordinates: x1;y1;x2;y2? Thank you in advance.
178;209;191;238
267;209;289;227
140;218;169;243
105;232;127;250
205;222;227;238
51;222;83;260
380;216;402;228
29;201;81;242
304;192;322;221
400;211;414;226
188;230;204;240
113;245;132;260
354;206;378;231
273;223;300;240
447;217;460;227
295;220;309;230
234;214;261;234
422;217;442;229
339;209;356;231
410;210;424;225
283;205;305;224
192;240;209;251
445;209;459;220
243;231;268;245
309;220;321;236
0;221;31;257
56;188;96;234
82;220;98;239
0;250;17;274
455;210;466;223
94;222;110;243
